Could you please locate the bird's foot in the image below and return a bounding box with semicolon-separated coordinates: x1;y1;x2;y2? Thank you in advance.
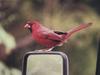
58;43;63;46
35;47;54;52
46;47;54;51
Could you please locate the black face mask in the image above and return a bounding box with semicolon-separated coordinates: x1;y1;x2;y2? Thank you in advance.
28;28;32;33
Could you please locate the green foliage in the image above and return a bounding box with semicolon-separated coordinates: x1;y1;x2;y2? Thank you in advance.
0;61;21;75
0;25;16;54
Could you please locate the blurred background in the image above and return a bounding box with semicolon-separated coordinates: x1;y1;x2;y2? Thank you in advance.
0;0;99;75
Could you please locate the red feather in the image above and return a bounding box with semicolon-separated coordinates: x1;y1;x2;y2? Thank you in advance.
24;20;92;50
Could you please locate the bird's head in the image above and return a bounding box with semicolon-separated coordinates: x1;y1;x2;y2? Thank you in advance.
24;20;40;32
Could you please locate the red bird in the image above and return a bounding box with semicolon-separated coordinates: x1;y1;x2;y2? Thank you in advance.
24;20;92;51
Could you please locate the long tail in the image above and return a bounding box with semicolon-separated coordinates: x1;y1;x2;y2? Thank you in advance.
67;22;92;35
62;22;92;43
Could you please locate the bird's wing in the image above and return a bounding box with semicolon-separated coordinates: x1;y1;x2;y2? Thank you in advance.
42;32;63;42
54;31;68;35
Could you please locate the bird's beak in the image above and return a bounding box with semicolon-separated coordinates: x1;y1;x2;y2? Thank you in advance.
24;24;32;32
24;24;31;28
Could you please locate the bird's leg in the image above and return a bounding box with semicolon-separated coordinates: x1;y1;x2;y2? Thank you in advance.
57;43;63;46
35;47;54;52
46;47;54;51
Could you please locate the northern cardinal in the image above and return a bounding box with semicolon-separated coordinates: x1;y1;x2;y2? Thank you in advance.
24;20;92;51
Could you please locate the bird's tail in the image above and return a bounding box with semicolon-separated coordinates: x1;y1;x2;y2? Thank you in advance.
62;22;92;43
67;22;92;35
